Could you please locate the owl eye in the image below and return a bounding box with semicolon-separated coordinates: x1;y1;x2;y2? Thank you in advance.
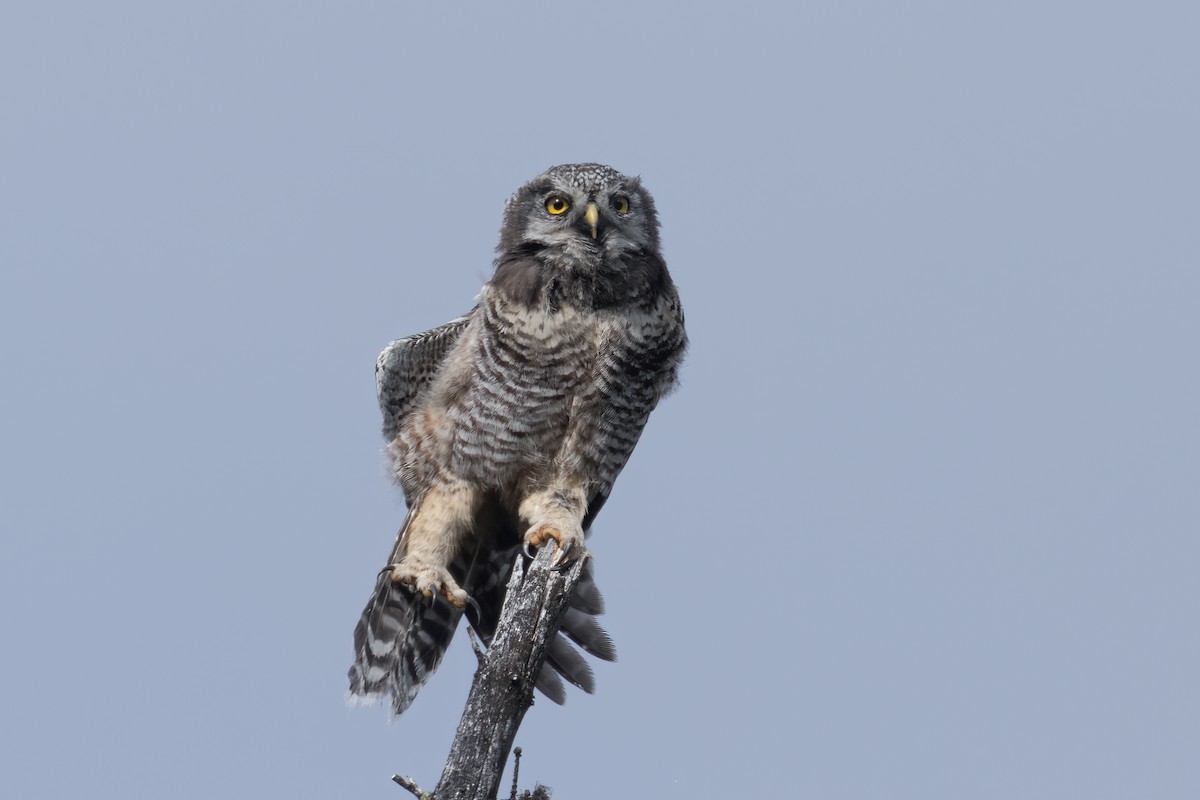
611;195;630;215
545;196;571;215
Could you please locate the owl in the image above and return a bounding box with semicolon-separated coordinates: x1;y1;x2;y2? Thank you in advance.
348;163;687;716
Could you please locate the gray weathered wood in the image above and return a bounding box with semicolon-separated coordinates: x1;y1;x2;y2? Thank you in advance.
430;544;586;800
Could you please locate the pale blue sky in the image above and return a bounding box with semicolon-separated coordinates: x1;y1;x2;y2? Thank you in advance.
2;2;1198;798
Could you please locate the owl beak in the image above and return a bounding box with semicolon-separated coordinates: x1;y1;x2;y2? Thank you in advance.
584;202;600;239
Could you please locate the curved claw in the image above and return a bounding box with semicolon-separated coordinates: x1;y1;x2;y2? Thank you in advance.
383;561;470;609
526;538;569;567
380;565;422;600
436;585;471;610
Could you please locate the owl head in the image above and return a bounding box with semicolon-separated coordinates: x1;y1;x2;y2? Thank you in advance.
497;163;661;268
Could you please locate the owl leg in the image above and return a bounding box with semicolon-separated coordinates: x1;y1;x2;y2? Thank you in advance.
387;482;480;608
519;485;587;566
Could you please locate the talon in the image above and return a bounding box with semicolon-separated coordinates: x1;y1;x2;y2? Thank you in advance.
523;522;585;569
441;585;468;609
526;524;562;549
523;541;536;559
383;559;469;609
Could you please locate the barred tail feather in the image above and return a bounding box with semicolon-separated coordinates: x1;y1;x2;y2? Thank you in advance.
559;606;617;662
539;570;618;696
568;562;605;615
534;664;567;704
546;635;595;693
533;560;617;702
347;570;463;717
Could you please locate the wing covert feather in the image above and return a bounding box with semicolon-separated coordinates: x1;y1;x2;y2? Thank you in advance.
376;311;475;441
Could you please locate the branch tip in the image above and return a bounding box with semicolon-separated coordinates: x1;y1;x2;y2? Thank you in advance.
391;774;427;798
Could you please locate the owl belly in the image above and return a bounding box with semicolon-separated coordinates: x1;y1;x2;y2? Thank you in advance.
449;305;595;487
392;376;577;497
448;381;573;485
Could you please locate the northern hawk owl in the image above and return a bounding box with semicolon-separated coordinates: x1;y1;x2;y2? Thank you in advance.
348;163;687;716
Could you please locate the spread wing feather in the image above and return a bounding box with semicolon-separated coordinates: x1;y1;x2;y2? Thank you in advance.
376;311;475;442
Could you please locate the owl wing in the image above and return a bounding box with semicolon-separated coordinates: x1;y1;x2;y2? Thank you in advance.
377;310;476;441
580;265;688;528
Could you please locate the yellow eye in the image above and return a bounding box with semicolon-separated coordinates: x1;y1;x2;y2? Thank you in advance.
611;195;630;215
546;196;571;215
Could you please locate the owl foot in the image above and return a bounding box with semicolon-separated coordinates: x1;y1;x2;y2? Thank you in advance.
524;523;585;567
386;559;470;609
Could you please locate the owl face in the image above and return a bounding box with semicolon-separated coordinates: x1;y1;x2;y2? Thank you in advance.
498;163;660;269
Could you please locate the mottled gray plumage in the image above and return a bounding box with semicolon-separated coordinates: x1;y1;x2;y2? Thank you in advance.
349;163;686;717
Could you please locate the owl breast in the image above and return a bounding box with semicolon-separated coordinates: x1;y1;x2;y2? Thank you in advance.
444;296;598;487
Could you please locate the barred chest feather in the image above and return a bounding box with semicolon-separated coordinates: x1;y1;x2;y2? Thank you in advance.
403;286;622;490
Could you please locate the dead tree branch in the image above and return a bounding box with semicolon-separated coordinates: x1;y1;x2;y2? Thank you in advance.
426;543;585;800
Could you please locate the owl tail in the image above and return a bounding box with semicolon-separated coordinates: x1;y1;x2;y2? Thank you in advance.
348;522;618;716
535;560;619;701
347;504;478;717
347;567;464;717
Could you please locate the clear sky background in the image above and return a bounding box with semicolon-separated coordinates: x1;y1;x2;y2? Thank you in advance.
2;2;1197;798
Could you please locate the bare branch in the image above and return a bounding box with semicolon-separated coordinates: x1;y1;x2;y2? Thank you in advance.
509;747;522;800
430;544;586;799
391;774;428;798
